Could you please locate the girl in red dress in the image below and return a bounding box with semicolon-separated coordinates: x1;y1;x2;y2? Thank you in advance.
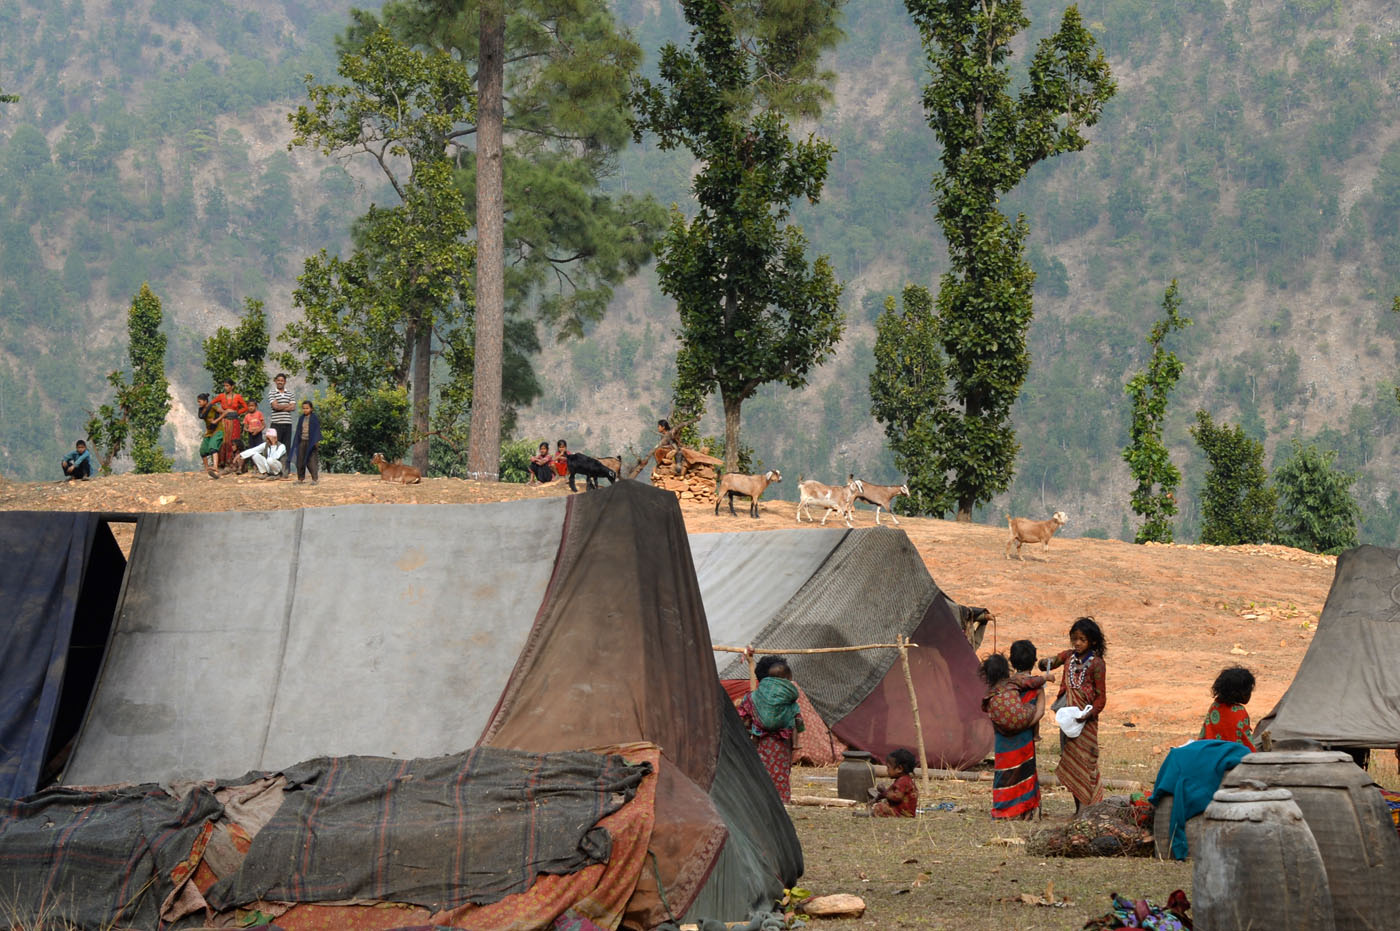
871;748;919;817
212;379;249;470
1198;666;1256;750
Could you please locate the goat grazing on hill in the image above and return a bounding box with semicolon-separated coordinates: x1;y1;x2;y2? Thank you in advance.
1005;511;1068;560
371;453;422;485
566;452;618;492
796;476;861;527
715;469;782;518
852;478;911;525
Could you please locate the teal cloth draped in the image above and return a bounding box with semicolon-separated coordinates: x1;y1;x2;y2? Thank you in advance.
751;677;800;732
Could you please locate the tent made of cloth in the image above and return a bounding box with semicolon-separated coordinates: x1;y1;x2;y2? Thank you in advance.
691;527;993;768
1256;544;1400;749
0;511;126;799
54;483;799;927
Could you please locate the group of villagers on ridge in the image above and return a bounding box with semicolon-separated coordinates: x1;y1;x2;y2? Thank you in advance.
60;373;326;485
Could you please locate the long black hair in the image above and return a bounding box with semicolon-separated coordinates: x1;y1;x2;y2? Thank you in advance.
1212;666;1256;705
1070;616;1106;657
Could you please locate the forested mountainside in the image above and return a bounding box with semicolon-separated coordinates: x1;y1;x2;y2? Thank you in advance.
3;0;1400;544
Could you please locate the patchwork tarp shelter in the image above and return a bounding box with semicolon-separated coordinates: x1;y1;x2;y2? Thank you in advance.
1257;544;1400;749
0;512;125;799
691;527;993;768
6;483;799;928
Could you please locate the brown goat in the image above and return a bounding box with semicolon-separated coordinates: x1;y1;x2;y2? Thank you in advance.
1005;511;1068;560
371;452;422;485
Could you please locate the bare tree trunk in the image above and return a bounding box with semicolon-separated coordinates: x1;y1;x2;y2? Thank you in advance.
467;0;505;481
411;311;431;472
722;391;742;474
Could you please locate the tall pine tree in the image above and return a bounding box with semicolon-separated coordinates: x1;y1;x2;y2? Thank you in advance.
630;0;846;472
356;1;665;478
86;283;172;474
1122;281;1192;543
897;1;1114;519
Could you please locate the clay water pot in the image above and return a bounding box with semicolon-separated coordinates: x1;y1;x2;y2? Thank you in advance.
1151;793;1203;860
836;749;876;801
1219;750;1400;931
1194;787;1335;931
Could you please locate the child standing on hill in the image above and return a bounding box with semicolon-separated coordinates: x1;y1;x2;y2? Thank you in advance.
1040;617;1108;815
1199;666;1257;750
871;748;919;817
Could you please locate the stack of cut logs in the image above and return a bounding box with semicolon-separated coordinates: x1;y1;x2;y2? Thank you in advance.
649;446;719;503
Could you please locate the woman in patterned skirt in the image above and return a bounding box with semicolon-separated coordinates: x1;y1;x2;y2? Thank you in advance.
1041;616;1108;816
737;654;804;802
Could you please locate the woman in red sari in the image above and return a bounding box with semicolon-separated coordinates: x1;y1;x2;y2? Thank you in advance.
212;379;249;469
736;654;803;802
1040;616;1107;815
1199;666;1256;750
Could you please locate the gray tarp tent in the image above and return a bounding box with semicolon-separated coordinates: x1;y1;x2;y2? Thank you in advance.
691;527;993;768
45;483;798;926
1257;544;1400;749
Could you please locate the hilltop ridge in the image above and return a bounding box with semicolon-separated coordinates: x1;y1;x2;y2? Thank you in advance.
1;471;1335;753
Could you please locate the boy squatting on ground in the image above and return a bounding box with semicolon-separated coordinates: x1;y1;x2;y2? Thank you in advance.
61;440;92;480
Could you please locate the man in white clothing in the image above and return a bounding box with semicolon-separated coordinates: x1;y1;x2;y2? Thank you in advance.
239;428;287;477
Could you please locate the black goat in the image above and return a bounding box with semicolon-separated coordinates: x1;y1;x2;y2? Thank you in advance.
567;452;618;492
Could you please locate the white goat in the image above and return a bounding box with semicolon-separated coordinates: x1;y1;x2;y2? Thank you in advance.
796;476;861;527
1005;511;1068;560
852;479;910;526
715;469;782;518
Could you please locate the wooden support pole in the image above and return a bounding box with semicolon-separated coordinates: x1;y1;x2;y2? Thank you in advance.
714;643;917;656
897;634;931;802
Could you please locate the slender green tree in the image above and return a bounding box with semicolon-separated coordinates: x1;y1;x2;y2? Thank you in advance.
1273;440;1361;555
630;0;846;472
352;1;665;479
203;298;270;402
1122;280;1193;543
286;29;476;473
902;1;1114;520
85;284;172;474
870;284;953;515
1191;410;1276;545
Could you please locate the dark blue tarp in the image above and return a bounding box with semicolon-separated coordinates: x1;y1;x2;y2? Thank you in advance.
0;512;125;798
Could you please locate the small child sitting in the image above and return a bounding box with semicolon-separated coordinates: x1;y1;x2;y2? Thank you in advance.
1199;665;1257;750
871;748;919;817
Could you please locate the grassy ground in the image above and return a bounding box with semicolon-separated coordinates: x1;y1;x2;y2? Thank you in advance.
788;740;1400;930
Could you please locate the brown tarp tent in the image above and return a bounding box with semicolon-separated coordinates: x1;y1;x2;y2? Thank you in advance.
3;484;799;928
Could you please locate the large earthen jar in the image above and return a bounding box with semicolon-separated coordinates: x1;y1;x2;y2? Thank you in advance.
1195;787;1335;931
1151;793;1203;860
836;749;876;801
1219;750;1400;931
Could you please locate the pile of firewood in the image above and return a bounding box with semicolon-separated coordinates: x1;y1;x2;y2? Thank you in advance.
648;446;719;503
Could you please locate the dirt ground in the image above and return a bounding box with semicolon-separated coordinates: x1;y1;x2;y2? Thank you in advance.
1;470;1365;928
